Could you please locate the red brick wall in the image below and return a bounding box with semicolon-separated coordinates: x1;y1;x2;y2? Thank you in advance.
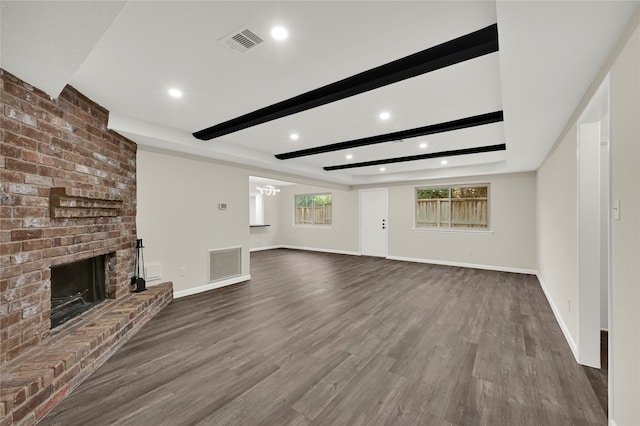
0;69;137;365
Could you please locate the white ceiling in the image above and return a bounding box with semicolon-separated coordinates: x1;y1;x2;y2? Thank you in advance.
1;1;638;186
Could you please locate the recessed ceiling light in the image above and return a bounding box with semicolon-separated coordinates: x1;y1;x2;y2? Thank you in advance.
345;154;353;160
289;133;299;140
379;167;386;172
440;160;448;165
168;88;182;98
379;111;391;121
271;26;288;40
419;142;428;149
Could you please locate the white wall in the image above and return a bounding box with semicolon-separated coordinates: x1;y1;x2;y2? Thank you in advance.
537;12;640;424
277;184;360;255
258;173;536;271
610;21;640;426
537;124;579;350
136;147;251;294
249;190;281;250
385;172;536;273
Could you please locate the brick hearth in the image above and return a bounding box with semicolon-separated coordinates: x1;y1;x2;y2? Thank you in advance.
0;283;172;425
1;69;174;425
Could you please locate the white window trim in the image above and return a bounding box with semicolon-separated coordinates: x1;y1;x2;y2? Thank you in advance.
412;227;494;235
293;224;334;229
293;192;333;226
413;183;491;232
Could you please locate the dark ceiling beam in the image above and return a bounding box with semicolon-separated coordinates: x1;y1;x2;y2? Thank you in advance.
193;24;499;141
323;144;506;171
275;111;503;160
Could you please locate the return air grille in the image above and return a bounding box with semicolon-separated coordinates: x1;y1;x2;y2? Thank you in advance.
221;27;264;53
209;247;242;283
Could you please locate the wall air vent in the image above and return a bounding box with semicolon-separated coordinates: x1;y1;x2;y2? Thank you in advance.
220;26;264;53
209;247;242;283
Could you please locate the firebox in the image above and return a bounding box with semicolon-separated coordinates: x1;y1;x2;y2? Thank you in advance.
50;255;107;329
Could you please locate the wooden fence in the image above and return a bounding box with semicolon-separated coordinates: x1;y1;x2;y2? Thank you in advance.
296;203;332;225
416;198;487;228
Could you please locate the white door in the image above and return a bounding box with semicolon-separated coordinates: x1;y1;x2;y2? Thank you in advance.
360;189;387;257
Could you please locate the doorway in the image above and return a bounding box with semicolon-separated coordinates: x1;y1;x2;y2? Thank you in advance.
360;189;388;257
578;121;604;367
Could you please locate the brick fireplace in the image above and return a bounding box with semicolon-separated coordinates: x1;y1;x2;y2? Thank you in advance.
0;68;137;363
0;70;173;424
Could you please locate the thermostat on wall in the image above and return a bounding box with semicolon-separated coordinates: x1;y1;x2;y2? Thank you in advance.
218;203;228;210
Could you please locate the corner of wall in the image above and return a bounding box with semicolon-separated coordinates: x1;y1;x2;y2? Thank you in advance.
536;273;578;360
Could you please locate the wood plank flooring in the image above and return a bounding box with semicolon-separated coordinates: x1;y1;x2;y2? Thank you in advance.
583;331;608;416
41;249;607;426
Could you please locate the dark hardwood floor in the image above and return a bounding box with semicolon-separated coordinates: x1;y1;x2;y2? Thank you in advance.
583;331;608;417
42;249;607;426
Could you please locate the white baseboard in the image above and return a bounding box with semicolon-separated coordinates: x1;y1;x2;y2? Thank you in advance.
250;245;282;253
536;273;578;362
386;255;537;275
609;420;617;426
173;274;251;299
280;245;361;257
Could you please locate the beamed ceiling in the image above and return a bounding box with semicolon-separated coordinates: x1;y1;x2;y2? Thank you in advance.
1;1;638;186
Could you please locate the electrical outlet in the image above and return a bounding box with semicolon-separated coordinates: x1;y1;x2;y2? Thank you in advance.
568;298;572;312
466;249;473;257
179;267;186;277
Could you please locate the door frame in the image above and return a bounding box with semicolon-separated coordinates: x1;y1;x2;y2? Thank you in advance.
359;188;389;257
577;120;602;368
576;75;612;419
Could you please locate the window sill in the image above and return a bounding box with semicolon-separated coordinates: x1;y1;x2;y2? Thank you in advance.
293;224;333;229
412;228;494;235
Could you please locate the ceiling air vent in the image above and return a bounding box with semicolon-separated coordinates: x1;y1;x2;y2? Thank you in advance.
220;26;264;53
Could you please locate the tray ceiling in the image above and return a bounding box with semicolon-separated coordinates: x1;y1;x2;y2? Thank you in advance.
1;1;638;185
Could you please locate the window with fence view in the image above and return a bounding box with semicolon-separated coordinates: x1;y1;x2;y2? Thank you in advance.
295;193;332;225
416;185;489;229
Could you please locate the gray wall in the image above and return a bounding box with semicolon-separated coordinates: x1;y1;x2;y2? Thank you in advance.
248;173;537;273
385;172;536;272
249;189;281;250
137;147;250;294
276;184;360;254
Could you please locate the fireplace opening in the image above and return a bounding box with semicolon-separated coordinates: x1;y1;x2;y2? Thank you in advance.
50;255;107;329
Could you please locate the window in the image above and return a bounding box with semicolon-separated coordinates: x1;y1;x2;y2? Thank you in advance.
416;185;489;230
295;193;332;225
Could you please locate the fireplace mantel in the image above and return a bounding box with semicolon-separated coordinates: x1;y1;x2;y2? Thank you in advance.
49;187;124;218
